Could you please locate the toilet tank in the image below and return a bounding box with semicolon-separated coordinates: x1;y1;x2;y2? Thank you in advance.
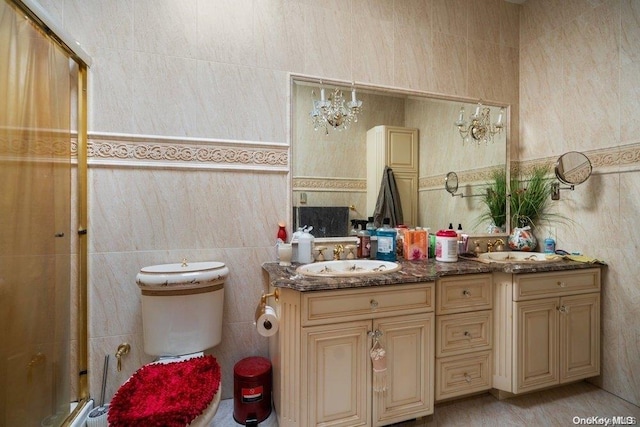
136;261;229;357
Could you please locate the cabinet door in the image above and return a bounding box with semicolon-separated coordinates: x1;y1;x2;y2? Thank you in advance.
514;298;559;393
373;313;434;426
386;127;418;172
302;321;371;427
392;171;418;227
560;293;600;382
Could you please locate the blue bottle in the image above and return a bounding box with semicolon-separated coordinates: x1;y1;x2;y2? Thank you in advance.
544;236;556;254
376;218;397;261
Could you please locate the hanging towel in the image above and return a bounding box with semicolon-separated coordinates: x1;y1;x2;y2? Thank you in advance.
373;166;404;227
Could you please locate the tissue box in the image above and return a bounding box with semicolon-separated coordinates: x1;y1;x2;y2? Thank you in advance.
403;229;428;260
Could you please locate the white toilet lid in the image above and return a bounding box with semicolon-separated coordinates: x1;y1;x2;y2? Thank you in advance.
136;261;228;288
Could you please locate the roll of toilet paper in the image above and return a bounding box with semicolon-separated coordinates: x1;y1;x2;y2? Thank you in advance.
256;305;279;337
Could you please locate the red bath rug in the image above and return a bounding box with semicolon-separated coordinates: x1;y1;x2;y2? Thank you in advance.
108;355;220;427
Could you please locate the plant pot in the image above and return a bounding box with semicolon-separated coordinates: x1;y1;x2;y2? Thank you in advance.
486;222;506;234
508;226;537;251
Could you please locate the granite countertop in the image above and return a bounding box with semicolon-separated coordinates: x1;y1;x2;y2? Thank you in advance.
262;257;603;292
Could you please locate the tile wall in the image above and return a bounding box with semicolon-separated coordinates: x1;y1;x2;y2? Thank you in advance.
519;0;640;406
39;0;638;407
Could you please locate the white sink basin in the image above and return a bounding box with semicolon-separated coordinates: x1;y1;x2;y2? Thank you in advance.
476;252;563;263
296;260;401;277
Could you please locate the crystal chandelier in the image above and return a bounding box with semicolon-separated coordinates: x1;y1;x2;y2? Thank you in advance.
310;83;363;134
455;103;504;146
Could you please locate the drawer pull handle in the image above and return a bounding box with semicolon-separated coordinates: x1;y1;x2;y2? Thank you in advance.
557;281;566;288
464;331;472;338
558;305;568;314
463;373;472;383
462;289;471;297
370;299;379;309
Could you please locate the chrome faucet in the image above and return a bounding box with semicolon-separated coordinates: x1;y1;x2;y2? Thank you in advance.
333;244;344;260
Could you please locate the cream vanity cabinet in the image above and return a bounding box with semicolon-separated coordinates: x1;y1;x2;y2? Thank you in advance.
366;126;419;227
435;273;493;401
492;268;601;396
270;282;435;427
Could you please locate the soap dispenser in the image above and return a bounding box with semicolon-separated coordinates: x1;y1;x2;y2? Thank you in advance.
297;226;315;264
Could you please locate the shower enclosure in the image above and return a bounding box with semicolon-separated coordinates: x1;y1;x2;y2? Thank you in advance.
1;0;89;425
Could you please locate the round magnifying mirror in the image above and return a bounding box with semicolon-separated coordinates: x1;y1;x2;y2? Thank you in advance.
555;151;592;185
445;171;459;195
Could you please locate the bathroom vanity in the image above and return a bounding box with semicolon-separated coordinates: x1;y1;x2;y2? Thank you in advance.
262;259;603;427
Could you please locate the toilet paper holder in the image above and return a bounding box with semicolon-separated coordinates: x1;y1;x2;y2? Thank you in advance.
254;288;280;324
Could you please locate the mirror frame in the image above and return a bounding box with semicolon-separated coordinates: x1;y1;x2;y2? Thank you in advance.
555;151;592;186
445;171;459;195
289;73;512;236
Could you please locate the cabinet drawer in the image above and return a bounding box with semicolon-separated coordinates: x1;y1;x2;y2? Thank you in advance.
436;310;492;357
435;350;492;401
301;282;434;326
513;268;600;301
436;274;492;314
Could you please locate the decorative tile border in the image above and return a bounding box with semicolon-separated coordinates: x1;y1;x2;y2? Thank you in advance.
292;177;366;192
515;142;640;176
0;128;72;160
4;128;638;178
420;165;507;190
87;133;288;172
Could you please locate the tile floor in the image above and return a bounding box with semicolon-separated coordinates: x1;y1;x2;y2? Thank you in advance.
211;381;640;426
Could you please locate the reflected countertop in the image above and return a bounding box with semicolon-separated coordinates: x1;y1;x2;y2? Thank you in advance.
262;258;604;292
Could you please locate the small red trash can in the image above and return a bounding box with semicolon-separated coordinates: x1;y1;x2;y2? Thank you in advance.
233;356;272;424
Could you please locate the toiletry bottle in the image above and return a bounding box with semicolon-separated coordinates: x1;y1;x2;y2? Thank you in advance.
436;229;458;262
291;227;303;241
376;218;397;262
357;225;371;259
290;227;303;263
395;224;407;258
277;221;287;243
544;235;556;254
366;216;376;237
297;226;315;264
276;221;287;261
349;220;358;236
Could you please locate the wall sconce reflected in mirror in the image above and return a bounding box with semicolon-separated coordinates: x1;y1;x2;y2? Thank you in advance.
551;151;592;200
445;171;484;198
455;102;504;146
310;81;363;134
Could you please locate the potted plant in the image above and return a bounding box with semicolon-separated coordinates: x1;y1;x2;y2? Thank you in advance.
477;168;508;233
478;165;564;250
508;164;566;251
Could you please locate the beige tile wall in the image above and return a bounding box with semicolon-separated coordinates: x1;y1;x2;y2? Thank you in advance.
45;0;638;407
520;0;640;406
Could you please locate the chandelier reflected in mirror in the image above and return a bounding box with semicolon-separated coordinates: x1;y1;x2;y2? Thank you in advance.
455;102;504;146
310;82;363;134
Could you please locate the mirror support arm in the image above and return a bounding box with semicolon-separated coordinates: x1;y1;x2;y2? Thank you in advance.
551;182;575;200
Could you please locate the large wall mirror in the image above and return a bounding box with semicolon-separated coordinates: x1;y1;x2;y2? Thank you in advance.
291;75;509;237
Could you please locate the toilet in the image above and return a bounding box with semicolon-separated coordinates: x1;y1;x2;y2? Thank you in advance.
108;260;229;427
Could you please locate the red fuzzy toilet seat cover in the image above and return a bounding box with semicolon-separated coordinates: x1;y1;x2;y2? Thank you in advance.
108;355;221;427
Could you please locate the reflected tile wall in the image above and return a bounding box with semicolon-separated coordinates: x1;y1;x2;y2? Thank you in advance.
521;0;640;406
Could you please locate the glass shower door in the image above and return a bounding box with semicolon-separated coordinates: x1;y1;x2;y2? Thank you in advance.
0;1;74;425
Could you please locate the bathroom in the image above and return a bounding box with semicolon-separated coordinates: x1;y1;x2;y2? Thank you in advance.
1;0;639;425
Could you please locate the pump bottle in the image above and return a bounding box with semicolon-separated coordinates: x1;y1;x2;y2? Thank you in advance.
376;218;397;261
